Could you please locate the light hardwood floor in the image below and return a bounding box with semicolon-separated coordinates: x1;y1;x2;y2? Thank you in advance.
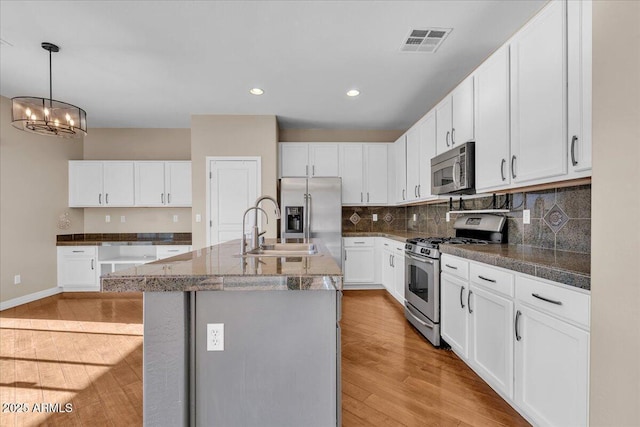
0;291;529;426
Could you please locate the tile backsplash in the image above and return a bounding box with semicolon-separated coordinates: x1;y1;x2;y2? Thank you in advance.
342;184;591;254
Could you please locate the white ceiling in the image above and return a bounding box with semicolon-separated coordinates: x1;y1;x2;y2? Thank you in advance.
0;1;547;130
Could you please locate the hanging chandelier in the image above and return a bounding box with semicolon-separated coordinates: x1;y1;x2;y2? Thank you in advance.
11;42;87;138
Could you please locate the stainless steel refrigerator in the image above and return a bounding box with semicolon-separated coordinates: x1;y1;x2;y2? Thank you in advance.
279;177;342;268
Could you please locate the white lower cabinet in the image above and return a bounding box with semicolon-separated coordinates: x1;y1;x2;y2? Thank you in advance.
343;238;375;286
379;239;405;304
57;246;99;291
441;254;590;426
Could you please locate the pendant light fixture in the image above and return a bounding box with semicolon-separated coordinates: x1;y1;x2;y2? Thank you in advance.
11;42;87;138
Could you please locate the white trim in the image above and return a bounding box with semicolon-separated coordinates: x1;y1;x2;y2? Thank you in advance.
205;156;262;247
0;286;63;311
61;286;101;293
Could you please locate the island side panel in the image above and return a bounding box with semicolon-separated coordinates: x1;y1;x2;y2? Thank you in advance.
195;290;338;427
143;292;189;427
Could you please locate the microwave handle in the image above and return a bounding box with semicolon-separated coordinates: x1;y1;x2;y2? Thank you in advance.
452;161;460;188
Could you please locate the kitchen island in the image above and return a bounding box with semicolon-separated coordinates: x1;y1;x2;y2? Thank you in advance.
101;238;342;427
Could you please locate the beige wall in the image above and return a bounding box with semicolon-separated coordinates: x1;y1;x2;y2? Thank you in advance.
590;1;640;425
279;128;403;143
0;96;84;303
82;128;192;233
191;115;278;249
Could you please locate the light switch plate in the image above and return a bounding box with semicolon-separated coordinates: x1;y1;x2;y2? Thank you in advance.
372;214;378;222
105;215;111;223
523;209;531;224
446;212;451;222
412;213;417;222
173;215;179;223
14;275;21;285
195;214;202;223
207;323;224;351
120;216;126;223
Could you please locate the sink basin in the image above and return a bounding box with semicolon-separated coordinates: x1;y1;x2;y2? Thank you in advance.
243;243;319;257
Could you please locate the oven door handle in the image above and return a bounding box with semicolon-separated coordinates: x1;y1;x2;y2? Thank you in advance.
406;254;434;264
405;303;435;329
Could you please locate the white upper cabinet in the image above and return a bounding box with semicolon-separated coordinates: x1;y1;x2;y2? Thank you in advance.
339;143;388;205
436;76;474;155
510;0;567;184
280;143;339;178
394;135;407;203
339;144;365;204
405;126;421;202
135;161;192;207
474;45;512;192
418;112;437;201
69;161;134;207
567;0;592;174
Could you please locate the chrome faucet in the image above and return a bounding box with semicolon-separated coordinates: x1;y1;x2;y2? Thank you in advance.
241;207;268;255
253;195;281;247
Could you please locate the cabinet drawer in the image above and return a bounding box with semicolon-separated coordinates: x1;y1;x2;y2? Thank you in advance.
516;276;590;328
58;246;98;257
157;245;192;260
343;237;374;247
470;263;514;297
441;254;469;280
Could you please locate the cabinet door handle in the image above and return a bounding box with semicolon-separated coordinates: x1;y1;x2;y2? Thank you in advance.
460;286;465;309
91;259;95;270
445;264;458;270
468;290;473;314
532;293;563;306
105;193;109;204
478;275;496;283
571;135;578;166
391;254;395;267
515;310;522;341
446;131;450;147
167;193;171;204
161;193;164;204
511;155;517;179
414;186;417;198
306;165;309;176
451;128;456;145
312;165;315;176
344;251;347;261
367;192;370;203
99;193;102;205
402;189;405;200
360;192;363;203
418;185;421;197
501;159;506;181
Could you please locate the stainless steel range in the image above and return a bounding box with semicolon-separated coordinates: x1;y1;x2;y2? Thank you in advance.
404;214;506;347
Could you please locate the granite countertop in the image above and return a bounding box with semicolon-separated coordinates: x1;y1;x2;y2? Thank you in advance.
342;231;591;291
439;244;591;291
57;232;192;246
101;238;342;293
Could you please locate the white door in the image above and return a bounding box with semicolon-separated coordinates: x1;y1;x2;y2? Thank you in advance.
280;143;309;177
343;247;375;284
394;136;406;203
435;97;453;154
363;144;388;204
393;249;405;303
339;144;364;204
381;246;394;293
309;144;339;177
475;45;511;192
515;304;589;427
405;126;420;202
510;0;567;184
166;161;192;206
69;161;103;206
469;285;514;399
103;161;135;206
418;112;436;200
441;273;468;358
210;159;259;245
451;76;474;146
135;161;166;206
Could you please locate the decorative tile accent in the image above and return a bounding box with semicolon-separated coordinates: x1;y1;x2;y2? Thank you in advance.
543;204;569;233
383;213;394;224
349;212;361;225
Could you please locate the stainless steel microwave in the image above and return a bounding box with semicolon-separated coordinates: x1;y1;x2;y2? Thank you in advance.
431;141;475;195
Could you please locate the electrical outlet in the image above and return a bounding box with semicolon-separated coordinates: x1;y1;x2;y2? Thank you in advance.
446;212;451;222
120;216;126;223
14;275;21;285
105;215;111;223
413;213;417;222
207;323;224;351
173;215;179;223
195;214;202;223
523;209;531;224
372;214;378;222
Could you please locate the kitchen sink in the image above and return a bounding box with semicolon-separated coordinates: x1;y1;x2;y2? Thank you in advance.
242;243;319;257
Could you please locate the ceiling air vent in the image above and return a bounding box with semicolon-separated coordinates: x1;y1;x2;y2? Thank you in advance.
400;28;452;53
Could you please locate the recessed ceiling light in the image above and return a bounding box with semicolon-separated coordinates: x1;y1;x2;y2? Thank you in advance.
346;89;360;97
249;88;264;96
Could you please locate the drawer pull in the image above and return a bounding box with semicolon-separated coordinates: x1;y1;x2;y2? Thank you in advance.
445;264;458;270
532;293;563;306
167;249;179;252
478;275;496;283
515;310;522;341
72;250;85;253
353;241;365;244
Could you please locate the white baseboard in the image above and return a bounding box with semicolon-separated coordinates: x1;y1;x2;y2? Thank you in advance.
0;286;63;311
343;283;385;290
61;286;100;293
